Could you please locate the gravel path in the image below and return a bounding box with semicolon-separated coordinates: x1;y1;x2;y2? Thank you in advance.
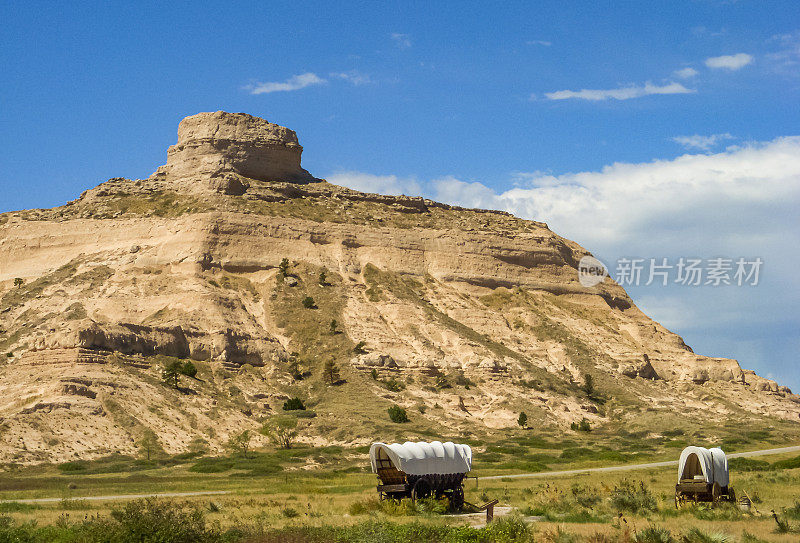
478;444;800;480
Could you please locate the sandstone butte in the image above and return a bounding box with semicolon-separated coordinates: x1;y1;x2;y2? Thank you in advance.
0;111;797;464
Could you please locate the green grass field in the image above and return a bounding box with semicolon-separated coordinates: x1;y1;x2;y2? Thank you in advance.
2;441;800;542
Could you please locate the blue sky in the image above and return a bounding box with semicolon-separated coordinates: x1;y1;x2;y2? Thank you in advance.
2;1;799;389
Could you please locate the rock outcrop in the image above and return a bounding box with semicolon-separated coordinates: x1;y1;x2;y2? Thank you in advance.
151;111;314;194
0;111;797;463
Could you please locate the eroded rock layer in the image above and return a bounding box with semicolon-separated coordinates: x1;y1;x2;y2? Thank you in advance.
0;111;796;463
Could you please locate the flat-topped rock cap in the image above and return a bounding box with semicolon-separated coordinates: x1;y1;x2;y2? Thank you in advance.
157;110;314;187
176;111;302;147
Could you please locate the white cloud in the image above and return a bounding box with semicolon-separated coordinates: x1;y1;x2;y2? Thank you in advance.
431;138;800;252
671;133;734;151
767;32;800;73
543;81;695;101
326;171;422;196
390;33;412;49
705;53;753;70
246;73;326;94
327;138;800;259
526;40;552;46
673;67;699;79
329;70;373;86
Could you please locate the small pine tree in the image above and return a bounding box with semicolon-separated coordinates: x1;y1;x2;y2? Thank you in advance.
318;269;327;285
518;412;528;428
13;278;24;288
302;296;316;309
388;405;409;423
278;258;290;277
329;319;338;334
323;359;341;385
161;360;182;389
370;368;378;380
582;373;595;397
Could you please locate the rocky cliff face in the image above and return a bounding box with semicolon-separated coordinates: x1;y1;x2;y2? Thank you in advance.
152;111;314;194
0;111;796;463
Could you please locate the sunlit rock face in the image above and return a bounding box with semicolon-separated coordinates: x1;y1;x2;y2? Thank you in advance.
152;111;315;193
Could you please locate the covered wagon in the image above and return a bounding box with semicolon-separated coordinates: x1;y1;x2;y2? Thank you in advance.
370;441;472;510
675;446;735;507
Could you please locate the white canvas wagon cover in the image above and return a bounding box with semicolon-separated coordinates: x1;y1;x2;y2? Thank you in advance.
678;446;729;487
370;441;472;476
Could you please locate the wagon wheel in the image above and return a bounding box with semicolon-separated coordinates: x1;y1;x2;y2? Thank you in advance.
449;486;465;512
411;478;431;503
711;482;721;505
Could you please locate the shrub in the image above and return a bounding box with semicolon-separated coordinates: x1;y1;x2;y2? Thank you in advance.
435;375;451;389
784;500;800;520
728;457;771;471
610;479;657;514
261;415;299;449
450;370;475;388
773;512;792;533
288;360;306;381
636;525;674;543
681;527;732;542
774;455;800;469
189;457;235;473
226;430;252;458
388;405;409;423
318;269;327;285
353;341;367;354
301;296;316;309
281;507;299;518
179;360;197;378
283;397;306;411
382;378;405;392
571;483;601;509
571;418;592;432
278;257;290;277
107;498;218;541
517;412;528;428
58;460;88;472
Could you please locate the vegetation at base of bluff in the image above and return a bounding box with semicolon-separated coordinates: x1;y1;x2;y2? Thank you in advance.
0;496;766;543
0;499;538;543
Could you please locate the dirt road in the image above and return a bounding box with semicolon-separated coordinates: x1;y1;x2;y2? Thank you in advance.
3;445;798;503
479;444;800;481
